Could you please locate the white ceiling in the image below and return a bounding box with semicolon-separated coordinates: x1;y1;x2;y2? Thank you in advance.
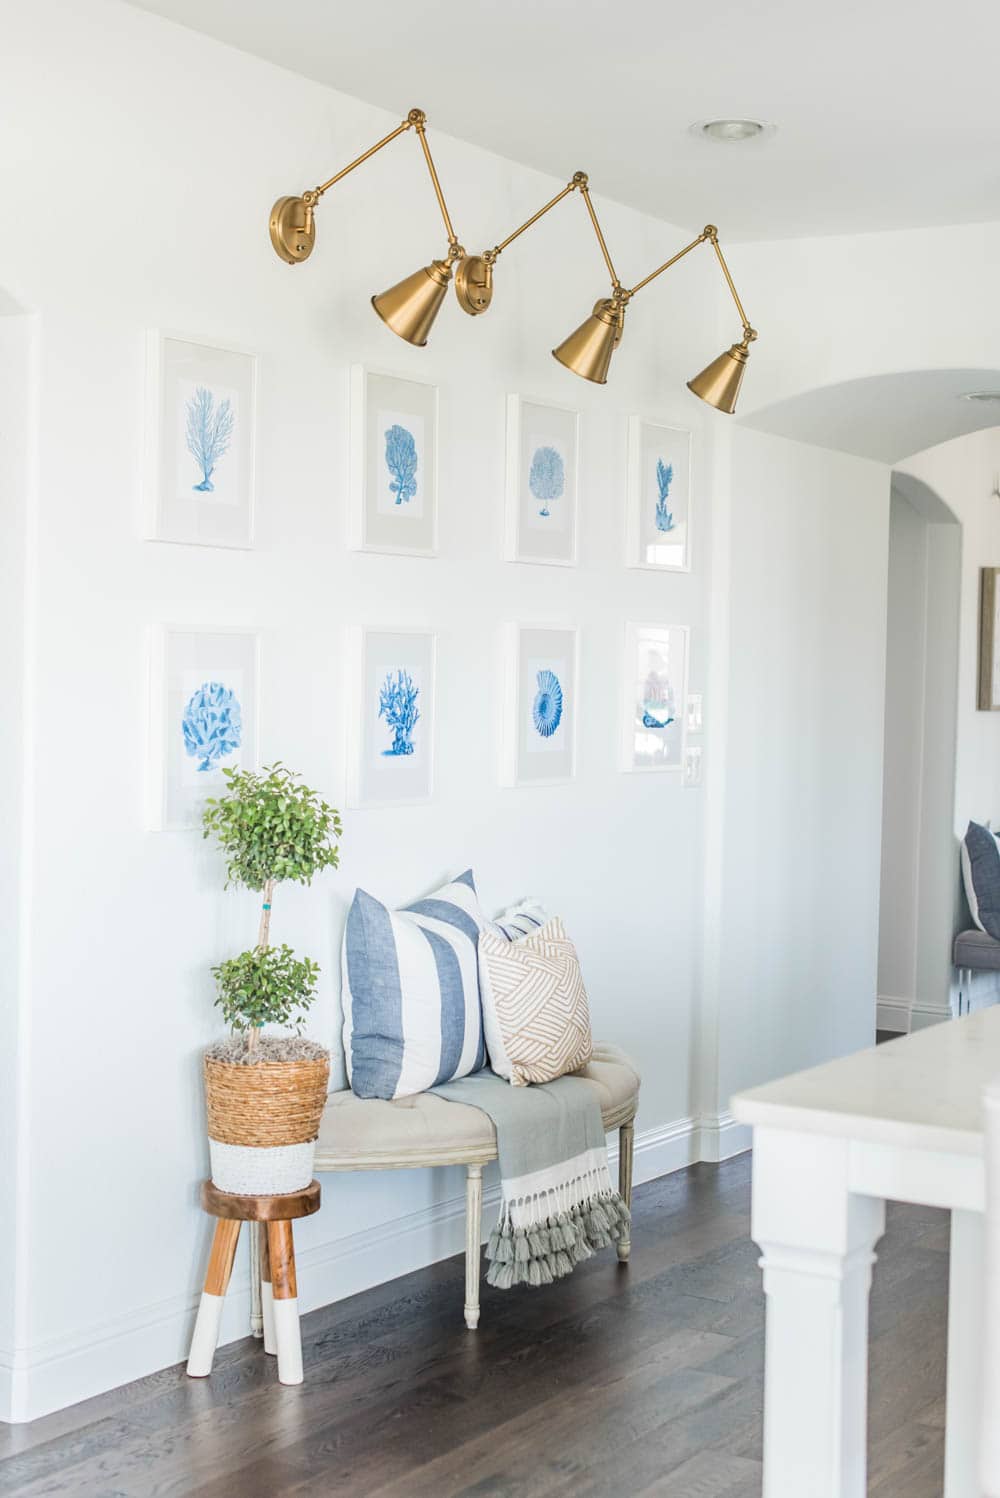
127;0;1000;241
744;371;1000;464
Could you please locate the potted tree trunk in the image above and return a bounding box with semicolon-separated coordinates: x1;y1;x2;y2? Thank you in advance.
201;763;342;1196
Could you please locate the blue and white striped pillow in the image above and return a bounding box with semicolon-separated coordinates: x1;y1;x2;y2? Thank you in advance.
342;870;488;1099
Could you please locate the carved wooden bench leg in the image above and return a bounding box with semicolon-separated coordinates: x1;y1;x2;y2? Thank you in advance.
267;1220;303;1385
617;1119;634;1262
259;1223;276;1356
465;1164;483;1330
187;1219;241;1377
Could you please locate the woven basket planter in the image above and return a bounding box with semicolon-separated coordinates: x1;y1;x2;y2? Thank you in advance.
204;1044;330;1196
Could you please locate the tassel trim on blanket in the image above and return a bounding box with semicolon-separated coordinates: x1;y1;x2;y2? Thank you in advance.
485;1161;631;1290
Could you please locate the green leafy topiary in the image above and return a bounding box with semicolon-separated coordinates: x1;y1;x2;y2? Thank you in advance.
202;763;342;1053
202;762;342;891
212;945;319;1034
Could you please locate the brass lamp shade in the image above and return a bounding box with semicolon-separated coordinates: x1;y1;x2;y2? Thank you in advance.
552;298;624;384
687;341;750;414
372;257;453;346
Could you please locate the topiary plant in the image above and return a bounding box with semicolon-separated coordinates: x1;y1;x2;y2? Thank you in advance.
202;763;342;1056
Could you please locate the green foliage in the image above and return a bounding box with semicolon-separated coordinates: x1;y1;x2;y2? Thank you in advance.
212;944;320;1033
202;762;342;892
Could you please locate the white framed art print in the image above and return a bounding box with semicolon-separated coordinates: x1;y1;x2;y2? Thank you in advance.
621;623;688;774
348;628;436;807
502;625;578;786
504;396;578;566
625;418;691;571
144;332;256;549
148;627;260;830
350;367;438;556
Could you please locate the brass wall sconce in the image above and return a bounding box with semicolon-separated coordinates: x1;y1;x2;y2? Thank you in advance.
269;107;758;412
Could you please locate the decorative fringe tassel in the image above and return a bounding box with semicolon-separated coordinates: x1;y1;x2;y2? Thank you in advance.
485;1193;631;1290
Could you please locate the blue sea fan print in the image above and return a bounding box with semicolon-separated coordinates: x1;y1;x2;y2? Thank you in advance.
385;424;418;505
654;459;675;533
378;668;420;756
182;681;242;772
186;387;234;493
528;446;565;517
532;669;564;738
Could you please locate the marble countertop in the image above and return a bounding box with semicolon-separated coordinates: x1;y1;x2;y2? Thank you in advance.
731;1008;1000;1156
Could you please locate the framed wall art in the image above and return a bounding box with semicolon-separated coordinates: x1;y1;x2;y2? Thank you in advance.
502;624;578;786
620;622;688;773
147;626;260;830
504;396;578;566
978;567;1000;710
350;367;438;556
144;332;256;549
625;418;691;572
347;627;436;807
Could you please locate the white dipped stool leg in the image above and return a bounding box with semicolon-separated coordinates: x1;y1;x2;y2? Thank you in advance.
187;1219;241;1378
268;1220;303;1385
259;1223;276;1356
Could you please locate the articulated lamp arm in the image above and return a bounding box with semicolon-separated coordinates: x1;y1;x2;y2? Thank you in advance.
455;171;624;315
269;108;462;266
626;226;757;344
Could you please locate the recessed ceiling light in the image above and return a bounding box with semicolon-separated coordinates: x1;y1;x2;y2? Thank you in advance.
693;119;773;144
960;391;1000;403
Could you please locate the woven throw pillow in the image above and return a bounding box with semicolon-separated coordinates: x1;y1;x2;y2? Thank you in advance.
478;915;593;1086
961;821;1000;939
342;869;487;1100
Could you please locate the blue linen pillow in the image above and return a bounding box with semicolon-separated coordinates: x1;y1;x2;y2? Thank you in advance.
961;821;1000;939
342;869;487;1100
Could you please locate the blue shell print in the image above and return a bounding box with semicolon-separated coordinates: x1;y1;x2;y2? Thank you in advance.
182;681;242;772
532;669;564;738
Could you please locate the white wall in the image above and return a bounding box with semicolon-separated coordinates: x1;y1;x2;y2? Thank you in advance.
876;484;962;1031
710;429;891;1112
0;307;36;1419
895;428;1000;1013
0;0;726;1419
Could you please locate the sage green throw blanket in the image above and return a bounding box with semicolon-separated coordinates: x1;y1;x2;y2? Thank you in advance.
433;1069;630;1289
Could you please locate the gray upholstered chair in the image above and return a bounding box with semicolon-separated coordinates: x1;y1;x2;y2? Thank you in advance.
248;1045;640;1337
953;929;1000;1015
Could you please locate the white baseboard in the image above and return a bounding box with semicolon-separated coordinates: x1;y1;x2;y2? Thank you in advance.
1;1110;741;1424
909;1002;952;1032
876;995;912;1033
697;1110;752;1162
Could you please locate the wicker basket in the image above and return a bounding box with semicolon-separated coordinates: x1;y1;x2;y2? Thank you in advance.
204;1050;330;1196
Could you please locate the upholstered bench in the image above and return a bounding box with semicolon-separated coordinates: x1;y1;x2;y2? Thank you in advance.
248;1044;640;1337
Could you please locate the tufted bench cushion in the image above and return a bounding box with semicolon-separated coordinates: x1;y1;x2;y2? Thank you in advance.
314;1043;641;1172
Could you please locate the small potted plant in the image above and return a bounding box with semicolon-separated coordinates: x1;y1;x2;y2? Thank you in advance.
201;763;342;1196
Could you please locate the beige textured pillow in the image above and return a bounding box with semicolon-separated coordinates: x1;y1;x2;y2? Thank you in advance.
478;915;593;1086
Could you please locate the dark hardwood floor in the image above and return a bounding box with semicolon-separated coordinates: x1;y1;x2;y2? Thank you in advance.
0;1154;948;1496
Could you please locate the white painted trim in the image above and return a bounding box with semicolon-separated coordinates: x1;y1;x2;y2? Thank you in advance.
0;1112;741;1423
910;1001;953;1032
877;995;912;1033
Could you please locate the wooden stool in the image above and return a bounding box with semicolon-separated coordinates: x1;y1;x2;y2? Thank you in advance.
187;1179;320;1386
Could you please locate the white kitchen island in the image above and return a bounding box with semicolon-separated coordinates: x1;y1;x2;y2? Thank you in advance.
732;1008;999;1498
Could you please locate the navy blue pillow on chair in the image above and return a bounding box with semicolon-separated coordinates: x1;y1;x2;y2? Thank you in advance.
961;821;1000;940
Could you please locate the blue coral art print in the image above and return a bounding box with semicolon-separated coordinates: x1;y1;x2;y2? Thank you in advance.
378;668;420;756
186;386;234;493
532;669;564;738
654;459;675;533
182;681;243;772
528;445;565;517
384;424;418;505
